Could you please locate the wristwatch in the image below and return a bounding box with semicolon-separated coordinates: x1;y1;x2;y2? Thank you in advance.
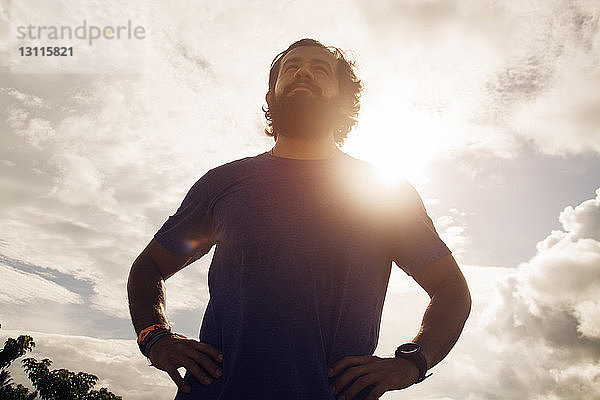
394;342;432;383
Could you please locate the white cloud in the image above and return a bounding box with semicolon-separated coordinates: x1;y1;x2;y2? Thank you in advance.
0;88;47;108
434;210;471;261
0;263;83;305
511;66;600;156
477;187;600;398
163;254;212;312
352;0;600;163
0;68;253;318
558;189;600;241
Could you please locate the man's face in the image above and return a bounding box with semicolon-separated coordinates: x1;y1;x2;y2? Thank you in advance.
268;46;342;138
274;45;340;100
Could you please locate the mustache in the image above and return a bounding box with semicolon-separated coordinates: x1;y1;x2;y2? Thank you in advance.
284;80;322;96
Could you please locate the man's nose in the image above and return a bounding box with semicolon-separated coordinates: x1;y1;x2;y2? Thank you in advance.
294;64;314;80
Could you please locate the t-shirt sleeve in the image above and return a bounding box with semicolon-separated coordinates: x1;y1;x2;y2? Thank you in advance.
153;170;216;260
388;179;452;276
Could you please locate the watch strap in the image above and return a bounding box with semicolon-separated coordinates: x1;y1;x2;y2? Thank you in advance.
394;342;431;383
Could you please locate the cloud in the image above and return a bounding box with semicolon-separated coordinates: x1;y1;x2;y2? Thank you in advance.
558;189;600;241
0;262;83;305
479;1;600;157
0;73;251;318
510;63;600;156
353;0;600;161
477;187;600;398
434;209;471;261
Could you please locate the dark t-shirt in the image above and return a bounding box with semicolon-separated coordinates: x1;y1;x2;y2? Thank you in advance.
155;150;452;400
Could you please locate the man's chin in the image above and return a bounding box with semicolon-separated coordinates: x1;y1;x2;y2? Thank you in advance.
274;113;336;138
270;94;341;137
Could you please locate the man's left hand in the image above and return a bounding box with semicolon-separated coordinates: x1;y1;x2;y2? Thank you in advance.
328;355;420;400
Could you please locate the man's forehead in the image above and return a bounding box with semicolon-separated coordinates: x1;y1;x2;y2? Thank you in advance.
281;46;336;67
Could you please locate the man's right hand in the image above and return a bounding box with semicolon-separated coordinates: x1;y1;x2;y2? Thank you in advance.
147;334;224;393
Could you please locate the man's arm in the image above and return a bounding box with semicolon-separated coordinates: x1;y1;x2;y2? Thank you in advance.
328;253;471;399
127;238;193;333
127;238;223;393
409;254;472;370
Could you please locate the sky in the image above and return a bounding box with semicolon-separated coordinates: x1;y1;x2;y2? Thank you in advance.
1;0;599;399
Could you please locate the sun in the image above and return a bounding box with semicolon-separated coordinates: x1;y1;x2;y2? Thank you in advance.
342;94;453;187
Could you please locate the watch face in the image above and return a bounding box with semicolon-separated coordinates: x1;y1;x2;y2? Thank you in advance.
399;342;420;354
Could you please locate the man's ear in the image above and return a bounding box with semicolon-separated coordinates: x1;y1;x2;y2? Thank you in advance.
265;90;272;107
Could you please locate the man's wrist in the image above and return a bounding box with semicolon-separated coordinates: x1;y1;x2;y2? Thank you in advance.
144;330;172;358
394;342;431;383
393;358;420;385
137;323;172;357
412;340;432;369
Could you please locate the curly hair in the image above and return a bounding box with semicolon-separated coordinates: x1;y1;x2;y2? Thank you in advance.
262;38;363;146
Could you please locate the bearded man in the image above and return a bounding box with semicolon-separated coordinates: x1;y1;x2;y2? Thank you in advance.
127;38;471;400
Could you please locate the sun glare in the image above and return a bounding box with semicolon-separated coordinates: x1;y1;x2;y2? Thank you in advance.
343;92;456;187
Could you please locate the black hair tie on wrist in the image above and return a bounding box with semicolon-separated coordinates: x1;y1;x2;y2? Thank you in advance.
143;331;173;358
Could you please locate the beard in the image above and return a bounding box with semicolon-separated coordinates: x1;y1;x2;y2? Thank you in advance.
269;89;343;140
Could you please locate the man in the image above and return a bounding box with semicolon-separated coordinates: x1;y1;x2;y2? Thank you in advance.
127;38;471;400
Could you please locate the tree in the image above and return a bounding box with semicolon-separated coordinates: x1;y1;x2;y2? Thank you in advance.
0;335;121;400
0;381;38;400
0;336;36;370
21;358;121;400
0;335;38;400
85;387;122;400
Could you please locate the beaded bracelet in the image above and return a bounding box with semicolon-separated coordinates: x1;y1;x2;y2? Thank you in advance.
137;323;171;345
